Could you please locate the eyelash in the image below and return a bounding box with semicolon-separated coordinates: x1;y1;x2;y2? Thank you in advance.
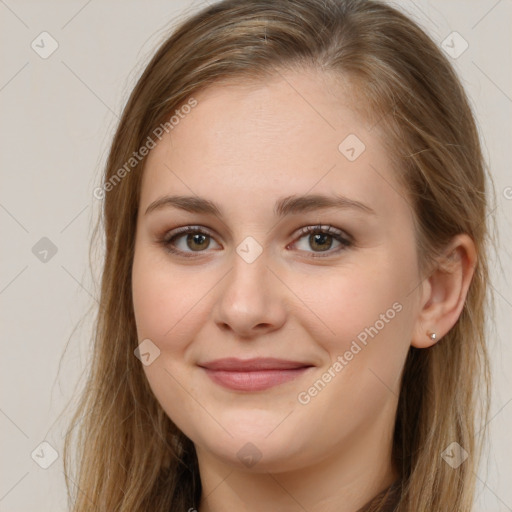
158;224;353;259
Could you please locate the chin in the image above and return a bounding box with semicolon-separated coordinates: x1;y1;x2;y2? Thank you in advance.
192;426;315;474
210;442;303;473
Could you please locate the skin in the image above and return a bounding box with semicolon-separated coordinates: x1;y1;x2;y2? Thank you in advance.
131;68;476;512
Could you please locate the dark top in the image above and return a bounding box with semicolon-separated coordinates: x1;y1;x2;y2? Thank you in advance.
356;480;401;512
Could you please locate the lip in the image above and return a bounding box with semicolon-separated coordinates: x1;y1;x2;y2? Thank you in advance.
198;358;314;391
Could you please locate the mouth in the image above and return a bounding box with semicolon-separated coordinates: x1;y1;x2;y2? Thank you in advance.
198;357;314;391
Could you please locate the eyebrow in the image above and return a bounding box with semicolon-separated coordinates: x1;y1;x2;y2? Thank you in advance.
144;193;376;217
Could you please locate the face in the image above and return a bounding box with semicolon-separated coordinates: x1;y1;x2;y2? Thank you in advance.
132;68;423;474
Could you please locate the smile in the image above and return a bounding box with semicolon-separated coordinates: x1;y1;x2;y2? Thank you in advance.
198;358;314;391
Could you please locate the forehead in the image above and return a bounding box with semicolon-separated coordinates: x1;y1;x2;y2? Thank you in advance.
139;69;408;221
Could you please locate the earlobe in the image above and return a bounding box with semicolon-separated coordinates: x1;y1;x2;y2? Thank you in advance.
412;328;439;349
411;234;477;349
426;331;437;341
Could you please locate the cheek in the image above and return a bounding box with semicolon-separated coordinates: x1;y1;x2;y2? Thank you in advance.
301;259;413;353
299;256;417;421
132;250;214;436
131;248;215;353
132;265;175;343
294;264;414;438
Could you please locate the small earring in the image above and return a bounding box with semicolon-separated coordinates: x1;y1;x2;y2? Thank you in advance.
427;331;437;340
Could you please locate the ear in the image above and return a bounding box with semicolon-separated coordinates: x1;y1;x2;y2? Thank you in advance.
411;234;477;348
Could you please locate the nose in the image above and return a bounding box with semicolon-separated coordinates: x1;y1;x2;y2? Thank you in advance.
212;250;288;338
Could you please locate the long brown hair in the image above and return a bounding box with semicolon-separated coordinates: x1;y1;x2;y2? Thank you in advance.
63;0;493;509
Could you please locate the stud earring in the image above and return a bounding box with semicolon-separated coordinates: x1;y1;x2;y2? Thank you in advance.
427;331;437;341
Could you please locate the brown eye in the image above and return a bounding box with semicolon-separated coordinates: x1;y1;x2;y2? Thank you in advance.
161;226;221;257
291;225;352;257
185;232;211;251
308;232;335;252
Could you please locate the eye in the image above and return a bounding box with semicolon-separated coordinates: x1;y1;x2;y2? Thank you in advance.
289;224;352;258
158;224;352;258
160;226;221;258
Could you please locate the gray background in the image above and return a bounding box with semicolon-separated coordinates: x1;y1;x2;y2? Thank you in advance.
1;0;511;510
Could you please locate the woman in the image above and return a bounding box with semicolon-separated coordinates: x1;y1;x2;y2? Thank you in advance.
64;0;492;510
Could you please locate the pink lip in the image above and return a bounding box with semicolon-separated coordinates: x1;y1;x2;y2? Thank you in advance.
198;358;313;391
